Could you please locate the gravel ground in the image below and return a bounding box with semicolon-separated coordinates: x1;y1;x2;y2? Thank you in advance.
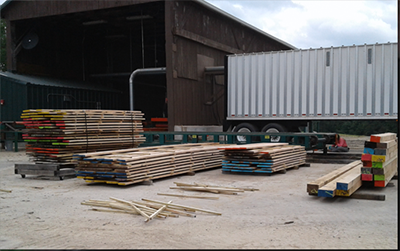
0;147;397;249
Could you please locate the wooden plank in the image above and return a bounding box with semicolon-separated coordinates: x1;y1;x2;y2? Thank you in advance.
361;174;374;181
369;132;397;143
348;193;385;201
307;160;362;195
361;154;372;161
173;182;259;191
374;156;398;187
141;198;222;215
335;178;362;197
218;143;288;150
157;193;219;200
376;139;398;149
371;155;386;162
335;165;362;191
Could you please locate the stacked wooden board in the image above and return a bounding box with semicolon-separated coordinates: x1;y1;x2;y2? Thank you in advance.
308;160;364;197
143;117;168;131
21;109;145;164
218;143;307;174
308;133;398;199
361;132;398;187
73;143;230;186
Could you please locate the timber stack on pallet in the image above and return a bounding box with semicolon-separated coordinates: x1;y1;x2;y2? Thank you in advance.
218;143;307;174
361;132;398;187
73;143;231;186
20;109;145;164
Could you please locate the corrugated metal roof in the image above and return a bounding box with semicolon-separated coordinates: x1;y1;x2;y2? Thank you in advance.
0;71;121;93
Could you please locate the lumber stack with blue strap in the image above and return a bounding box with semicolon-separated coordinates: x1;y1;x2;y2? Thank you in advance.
218;143;307;174
74;143;232;186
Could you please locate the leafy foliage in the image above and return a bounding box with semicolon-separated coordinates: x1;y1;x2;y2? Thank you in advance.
313;120;398;136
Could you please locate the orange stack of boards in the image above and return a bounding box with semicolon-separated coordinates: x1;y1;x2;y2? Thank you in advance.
143;118;168;131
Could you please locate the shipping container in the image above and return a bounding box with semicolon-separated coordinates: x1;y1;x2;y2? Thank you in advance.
224;42;398;135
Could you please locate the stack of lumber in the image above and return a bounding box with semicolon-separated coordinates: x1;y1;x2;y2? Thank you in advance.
218;143;307;174
307;160;364;197
20;109;145;164
81;197;221;223
361;132;398;187
143;117;168;131
73;143;230;186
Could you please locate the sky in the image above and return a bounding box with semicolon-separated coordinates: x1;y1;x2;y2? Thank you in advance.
204;0;397;49
0;0;397;50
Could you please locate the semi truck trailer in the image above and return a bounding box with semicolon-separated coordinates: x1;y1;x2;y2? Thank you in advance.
223;42;398;140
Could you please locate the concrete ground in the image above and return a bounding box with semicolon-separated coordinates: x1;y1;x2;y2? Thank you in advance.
0;148;397;249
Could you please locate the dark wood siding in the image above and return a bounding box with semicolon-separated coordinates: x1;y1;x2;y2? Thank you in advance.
166;1;292;130
1;0;159;20
2;0;294;130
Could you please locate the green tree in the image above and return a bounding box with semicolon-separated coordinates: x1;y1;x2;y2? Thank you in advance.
314;120;398;136
1;18;6;71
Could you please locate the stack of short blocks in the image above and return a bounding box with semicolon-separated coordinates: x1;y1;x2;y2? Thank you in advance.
361;132;398;187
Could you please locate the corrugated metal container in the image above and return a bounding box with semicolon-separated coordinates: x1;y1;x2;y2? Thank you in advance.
226;42;398;121
0;73;123;122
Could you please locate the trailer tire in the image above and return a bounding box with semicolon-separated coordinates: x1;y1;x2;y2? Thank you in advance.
233;123;259;143
261;123;287;142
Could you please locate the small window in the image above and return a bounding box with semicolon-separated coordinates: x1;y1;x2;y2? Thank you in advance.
368;49;372;64
326;51;330;67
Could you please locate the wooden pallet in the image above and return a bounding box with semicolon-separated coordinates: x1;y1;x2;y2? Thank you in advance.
14;163;76;180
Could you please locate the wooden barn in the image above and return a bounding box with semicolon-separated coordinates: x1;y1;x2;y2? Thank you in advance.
0;0;296;130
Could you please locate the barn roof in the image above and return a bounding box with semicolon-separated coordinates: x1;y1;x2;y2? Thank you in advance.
0;0;297;50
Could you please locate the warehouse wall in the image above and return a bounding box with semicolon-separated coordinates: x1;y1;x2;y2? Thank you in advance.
0;75;123;122
165;1;293;130
0;76;27;122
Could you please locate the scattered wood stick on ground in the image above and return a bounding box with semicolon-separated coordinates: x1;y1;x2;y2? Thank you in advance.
157;193;219;200
146;200;172;222
81;199;169;219
0;189;12;193
142;198;222;216
173;182;259;191
170;186;243;194
81;197;221;221
110;197;151;220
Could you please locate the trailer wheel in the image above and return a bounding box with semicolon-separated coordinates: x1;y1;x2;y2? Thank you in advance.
233;123;259;143
261;123;287;142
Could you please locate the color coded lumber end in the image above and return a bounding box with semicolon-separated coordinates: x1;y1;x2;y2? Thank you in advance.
361;174;373;181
